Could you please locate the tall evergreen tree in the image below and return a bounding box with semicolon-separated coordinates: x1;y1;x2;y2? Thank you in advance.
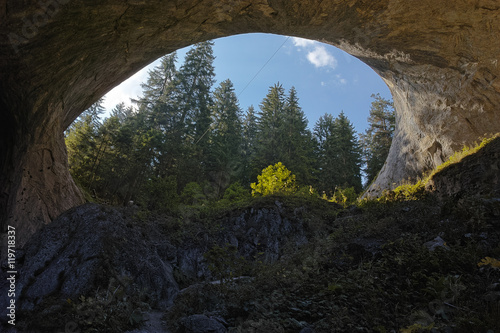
334;112;363;192
134;52;178;113
313;113;338;194
241;105;258;185
360;94;395;186
282;86;315;184
175;41;216;186
132;52;180;179
314;112;362;194
208;79;243;196
254;83;286;172
65;98;105;190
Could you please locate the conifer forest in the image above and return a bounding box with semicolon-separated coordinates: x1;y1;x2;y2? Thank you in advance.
65;41;395;208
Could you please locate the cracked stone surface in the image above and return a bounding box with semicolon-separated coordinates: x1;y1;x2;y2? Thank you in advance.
1;0;500;246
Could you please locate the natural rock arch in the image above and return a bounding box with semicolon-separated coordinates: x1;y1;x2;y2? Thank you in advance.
1;0;500;247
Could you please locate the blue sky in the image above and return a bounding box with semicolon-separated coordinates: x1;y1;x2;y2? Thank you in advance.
102;33;392;133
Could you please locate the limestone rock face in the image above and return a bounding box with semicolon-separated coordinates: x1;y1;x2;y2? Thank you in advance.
0;203;180;326
1;0;500;245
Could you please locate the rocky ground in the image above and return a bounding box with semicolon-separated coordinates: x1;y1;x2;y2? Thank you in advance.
1;138;500;333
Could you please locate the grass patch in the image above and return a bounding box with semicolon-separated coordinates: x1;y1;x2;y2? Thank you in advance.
423;133;500;183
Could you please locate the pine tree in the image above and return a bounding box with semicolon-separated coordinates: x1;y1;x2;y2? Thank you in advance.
254;83;286;172
134;52;178;113
313;113;338;194
208;79;243;197
175;41;216;186
334;112;363;192
360;94;395;186
65;98;105;191
134;53;180;178
282;86;315;184
241;105;258;185
313;112;362;194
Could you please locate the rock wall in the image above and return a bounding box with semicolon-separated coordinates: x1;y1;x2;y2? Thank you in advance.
1;0;500;246
0;200;313;330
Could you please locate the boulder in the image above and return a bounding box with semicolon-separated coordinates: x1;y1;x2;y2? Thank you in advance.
180;314;227;333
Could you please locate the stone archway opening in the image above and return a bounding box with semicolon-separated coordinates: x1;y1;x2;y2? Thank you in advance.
84;32;393;201
1;0;500;248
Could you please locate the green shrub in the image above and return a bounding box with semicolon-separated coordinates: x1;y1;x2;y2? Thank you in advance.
378;180;427;202
181;182;207;206
222;182;251;202
251;162;297;196
330;186;358;207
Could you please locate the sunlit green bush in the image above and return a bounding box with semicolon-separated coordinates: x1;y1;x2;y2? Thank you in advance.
251;162;297;196
330;186;358;207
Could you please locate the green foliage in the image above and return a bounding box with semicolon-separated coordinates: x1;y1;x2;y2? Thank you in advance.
295;185;318;198
208;79;244;195
329;186;358;207
160;192;500;332
252;84;315;185
66;48;378;210
360;94;395;186
25;276;149;333
140;175;179;213
400;323;435;333
364;133;500;205
251;162;297;196
68;276;147;333
222;182;251;203
241;105;259;184
180;182;207;206
254;83;286;169
376;180;427;203
281;86;315;184
313;112;363;194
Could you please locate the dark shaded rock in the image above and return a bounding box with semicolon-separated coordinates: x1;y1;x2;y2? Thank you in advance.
172;202;310;284
345;238;383;264
180;314;227;333
300;328;316;333
125;311;169;333
0;203;179;324
226;203;308;262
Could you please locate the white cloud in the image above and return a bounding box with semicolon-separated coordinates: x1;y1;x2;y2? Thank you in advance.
291;37;338;70
307;45;337;69
291;37;316;48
